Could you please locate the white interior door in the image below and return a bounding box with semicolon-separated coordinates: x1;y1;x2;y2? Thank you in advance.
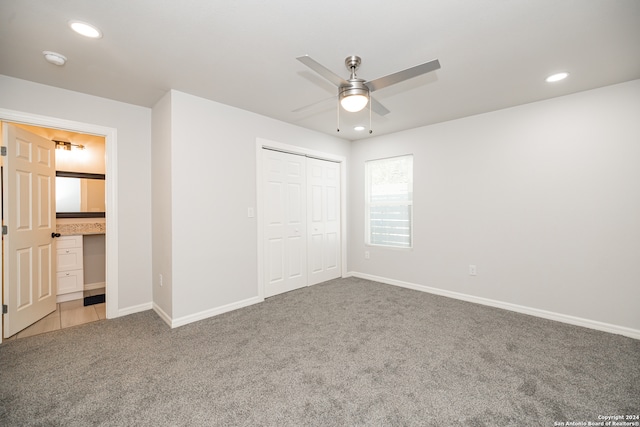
307;157;341;286
263;149;307;297
2;123;57;337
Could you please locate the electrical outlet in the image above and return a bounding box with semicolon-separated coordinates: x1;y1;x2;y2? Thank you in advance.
469;265;477;276
365;251;370;260
159;273;163;286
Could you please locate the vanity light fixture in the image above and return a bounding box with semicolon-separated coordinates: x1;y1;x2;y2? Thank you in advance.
54;140;85;151
69;21;102;39
354;126;366;131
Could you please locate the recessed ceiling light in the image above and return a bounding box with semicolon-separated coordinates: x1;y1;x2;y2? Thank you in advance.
43;51;67;66
354;126;366;131
546;72;569;83
69;21;102;39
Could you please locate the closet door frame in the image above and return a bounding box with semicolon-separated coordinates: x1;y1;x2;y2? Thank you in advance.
256;138;347;299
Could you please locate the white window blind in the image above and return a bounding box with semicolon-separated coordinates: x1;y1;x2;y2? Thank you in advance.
365;155;413;248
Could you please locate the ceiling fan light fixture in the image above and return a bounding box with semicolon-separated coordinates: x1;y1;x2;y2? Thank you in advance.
339;83;369;113
296;54;440;119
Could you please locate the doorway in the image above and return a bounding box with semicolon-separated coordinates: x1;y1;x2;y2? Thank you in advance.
0;109;118;344
4;123;106;338
257;139;347;299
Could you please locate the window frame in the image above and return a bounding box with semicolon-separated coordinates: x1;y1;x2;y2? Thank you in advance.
364;154;414;249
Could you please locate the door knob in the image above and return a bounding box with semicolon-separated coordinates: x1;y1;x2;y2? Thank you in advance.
51;232;61;238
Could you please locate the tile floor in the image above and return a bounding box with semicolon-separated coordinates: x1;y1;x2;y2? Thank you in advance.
4;288;106;341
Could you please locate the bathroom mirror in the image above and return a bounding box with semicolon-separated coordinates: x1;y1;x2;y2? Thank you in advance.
56;171;106;218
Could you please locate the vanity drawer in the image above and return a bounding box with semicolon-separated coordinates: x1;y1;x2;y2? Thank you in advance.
56;235;83;249
57;247;83;271
57;270;84;295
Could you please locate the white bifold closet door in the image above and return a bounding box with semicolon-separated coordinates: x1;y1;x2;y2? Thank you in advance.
263;149;341;298
307;157;341;286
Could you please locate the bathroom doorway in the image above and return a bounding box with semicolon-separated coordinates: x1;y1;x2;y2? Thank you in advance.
0;110;119;344
3;123;106;339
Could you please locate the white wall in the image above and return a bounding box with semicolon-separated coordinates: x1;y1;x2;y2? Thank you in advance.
349;79;640;334
157;90;349;323
0;75;153;312
151;91;173;318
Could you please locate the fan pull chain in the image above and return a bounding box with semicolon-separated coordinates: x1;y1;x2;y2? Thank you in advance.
369;94;373;134
336;96;340;133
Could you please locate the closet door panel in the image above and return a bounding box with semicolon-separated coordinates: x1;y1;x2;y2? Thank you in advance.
263;149;307;297
307;158;341;286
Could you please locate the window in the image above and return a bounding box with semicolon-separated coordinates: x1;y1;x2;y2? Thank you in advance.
365;155;413;248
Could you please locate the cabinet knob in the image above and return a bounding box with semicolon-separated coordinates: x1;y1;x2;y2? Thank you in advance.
51;232;61;238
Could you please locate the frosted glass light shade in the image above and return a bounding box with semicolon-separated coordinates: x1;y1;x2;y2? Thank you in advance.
340;94;369;112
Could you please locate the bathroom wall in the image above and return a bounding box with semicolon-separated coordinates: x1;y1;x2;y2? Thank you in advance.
11;122;106;174
83;234;106;287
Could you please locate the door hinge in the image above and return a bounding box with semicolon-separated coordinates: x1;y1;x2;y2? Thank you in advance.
1;146;6;156
2;305;7;314
2;225;7;235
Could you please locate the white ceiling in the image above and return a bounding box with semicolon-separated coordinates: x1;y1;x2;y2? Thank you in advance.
1;0;639;141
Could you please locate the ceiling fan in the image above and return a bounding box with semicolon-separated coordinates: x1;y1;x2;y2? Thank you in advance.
295;55;441;119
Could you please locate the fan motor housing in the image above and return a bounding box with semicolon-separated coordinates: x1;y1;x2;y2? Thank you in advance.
339;79;369;99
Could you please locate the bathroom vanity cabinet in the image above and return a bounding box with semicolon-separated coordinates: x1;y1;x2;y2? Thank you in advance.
56;235;85;302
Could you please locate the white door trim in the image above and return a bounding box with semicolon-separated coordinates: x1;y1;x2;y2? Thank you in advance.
256;138;347;300
0;108;119;338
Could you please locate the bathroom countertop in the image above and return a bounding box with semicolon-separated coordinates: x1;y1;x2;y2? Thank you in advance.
57;222;106;236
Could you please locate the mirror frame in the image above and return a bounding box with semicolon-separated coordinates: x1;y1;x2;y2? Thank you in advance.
56;171;106;218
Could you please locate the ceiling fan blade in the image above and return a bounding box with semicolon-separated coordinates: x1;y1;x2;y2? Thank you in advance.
297;55;348;87
292;95;336;113
365;58;441;92
370;96;390;116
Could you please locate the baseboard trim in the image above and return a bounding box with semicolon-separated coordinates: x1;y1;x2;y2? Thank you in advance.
56;291;83;303
118;302;153;318
152;303;172;327
84;282;106;291
347;271;640;340
169;296;264;329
